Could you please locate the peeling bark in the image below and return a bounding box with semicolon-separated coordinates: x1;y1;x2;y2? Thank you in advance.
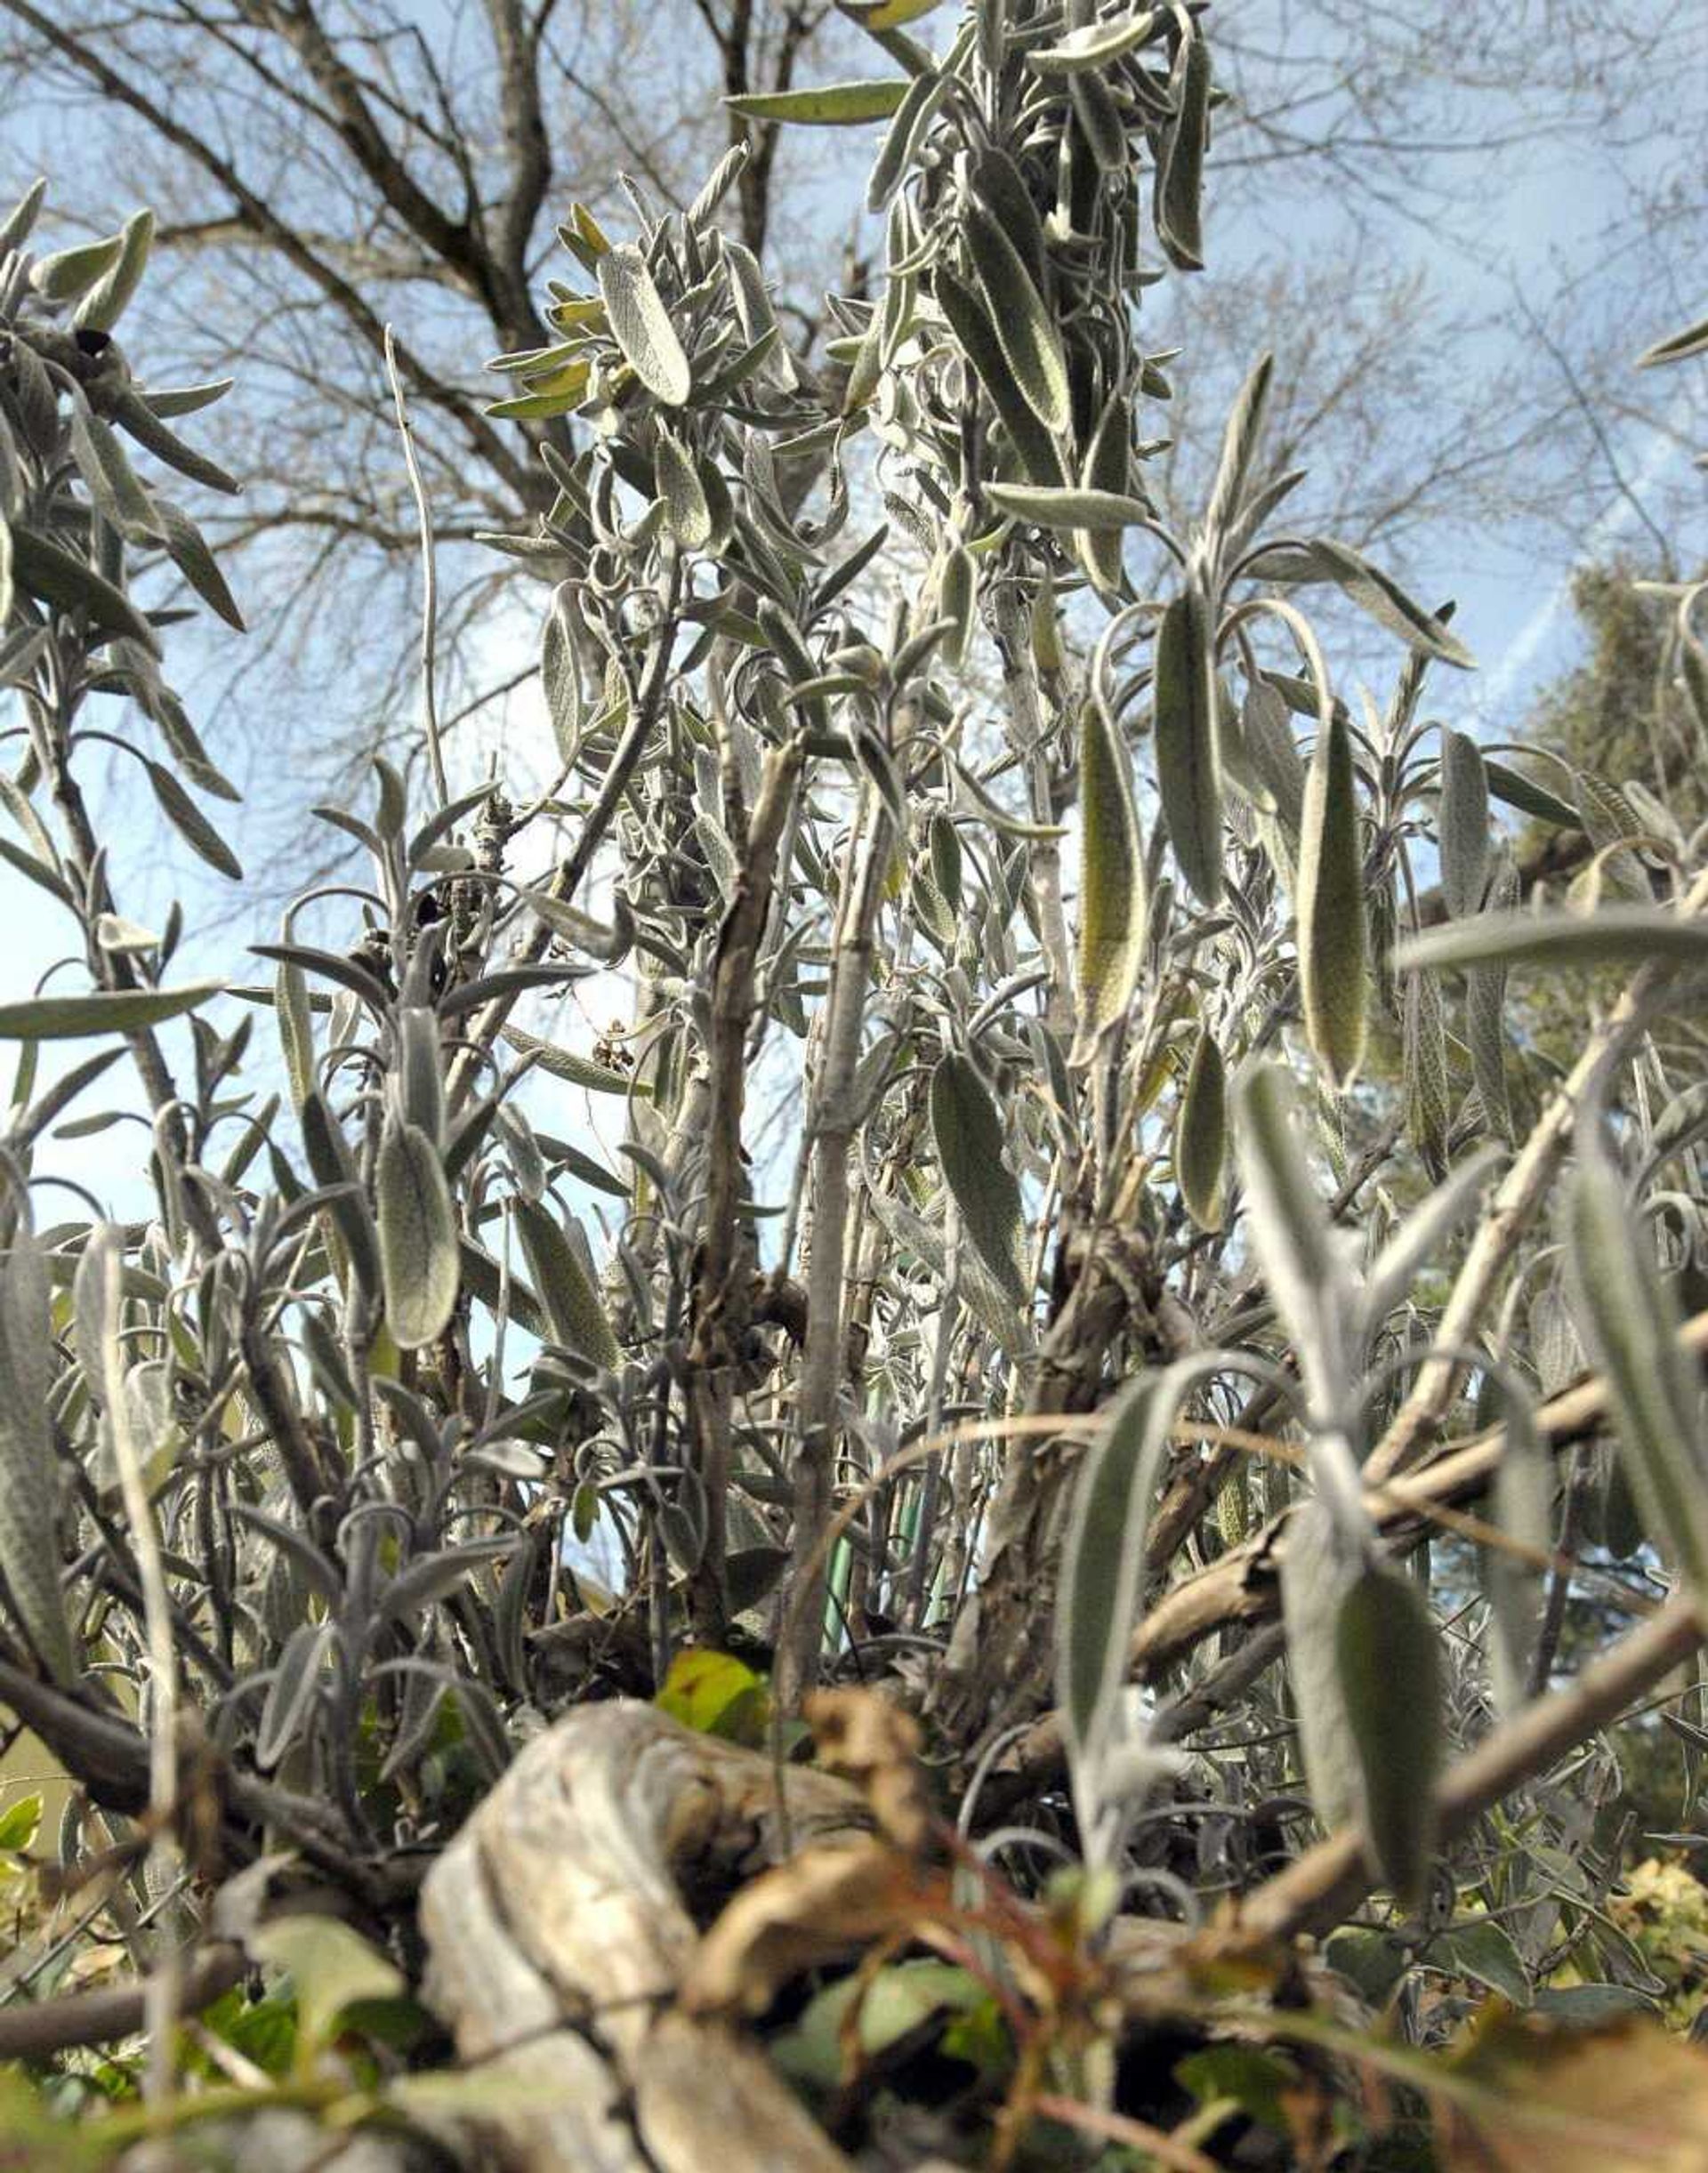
418;1701;870;2173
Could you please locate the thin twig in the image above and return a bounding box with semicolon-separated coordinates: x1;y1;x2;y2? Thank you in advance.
383;322;449;810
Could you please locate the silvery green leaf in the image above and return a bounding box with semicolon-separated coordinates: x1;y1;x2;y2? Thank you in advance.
0;982;221;1039
396;1006;444;1149
866;61;949;211
29;229;124;302
1204;354;1274;545
1028;7;1164;73
938;545;976;668
1234;1064;1358;1437
1241;680;1306;836
1402;969;1449;1172
1484;1378;1549;1718
1256;539;1474;667
11;526;159;652
1076;390;1135;594
1071;696;1148;1063
1365;1144;1503;1332
379;1538;518;1624
1482;758;1581;830
1567;1123;1708;1606
145;759;242;880
930;1052;1028;1307
1174;1027;1227;1231
276;961;316;1109
1068;65;1127;173
0;1230;75;1685
255;1620;336;1772
725;78;910;125
1281;1498;1365;1833
859;1180;1031;1358
107;387;240;496
1154;581;1222;907
1438;729;1490;919
155;497;244;632
73;206;154;332
1058;1375;1166;1783
1466;859;1517;1141
931;265;1065;488
514;1199;620;1369
1398;905;1708;977
1638;314;1708;369
68;397;160;543
500;1026;639;1096
1154;27;1209;269
375;1115;460;1349
986;484;1151;533
964;203;1069;433
655;425;711;549
597;245;690;406
1335;1563;1444;1906
0;176;46;256
1296;707;1367;1089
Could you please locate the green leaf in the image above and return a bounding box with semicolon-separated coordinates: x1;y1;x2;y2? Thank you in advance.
1154;583;1223;906
1296;706;1368;1089
1423;1919;1531;2007
655;425;711;549
1483;757;1582;830
773;1960;989;2092
514;1199;620;1368
29;229;123;302
10;525;159;652
1398;905;1708;977
0;1792;43;1855
1174;1027;1227;1231
930;1052;1028;1307
1058;1374;1168;1772
1335;1562;1444;1907
656;1648;769;1745
0;1233;76;1685
1155;28;1210;269
1028;9;1168;75
964;202;1070;433
1638;313;1708;369
1438;729;1491;919
144;759;242;880
1072;695;1148;1063
73;207;154;333
1076;391;1135;595
502;1024;643;1095
0;982;221;1039
154;497;245;632
1204;354;1274;545
1261;538;1474;667
725;78;909;125
985;483;1151;533
249;1916;404;2055
1567;1124;1708;1606
931;266;1066;488
375;1116;460;1350
596;244;691;406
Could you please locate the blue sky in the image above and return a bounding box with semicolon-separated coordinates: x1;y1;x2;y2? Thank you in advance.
6;3;1701;1205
